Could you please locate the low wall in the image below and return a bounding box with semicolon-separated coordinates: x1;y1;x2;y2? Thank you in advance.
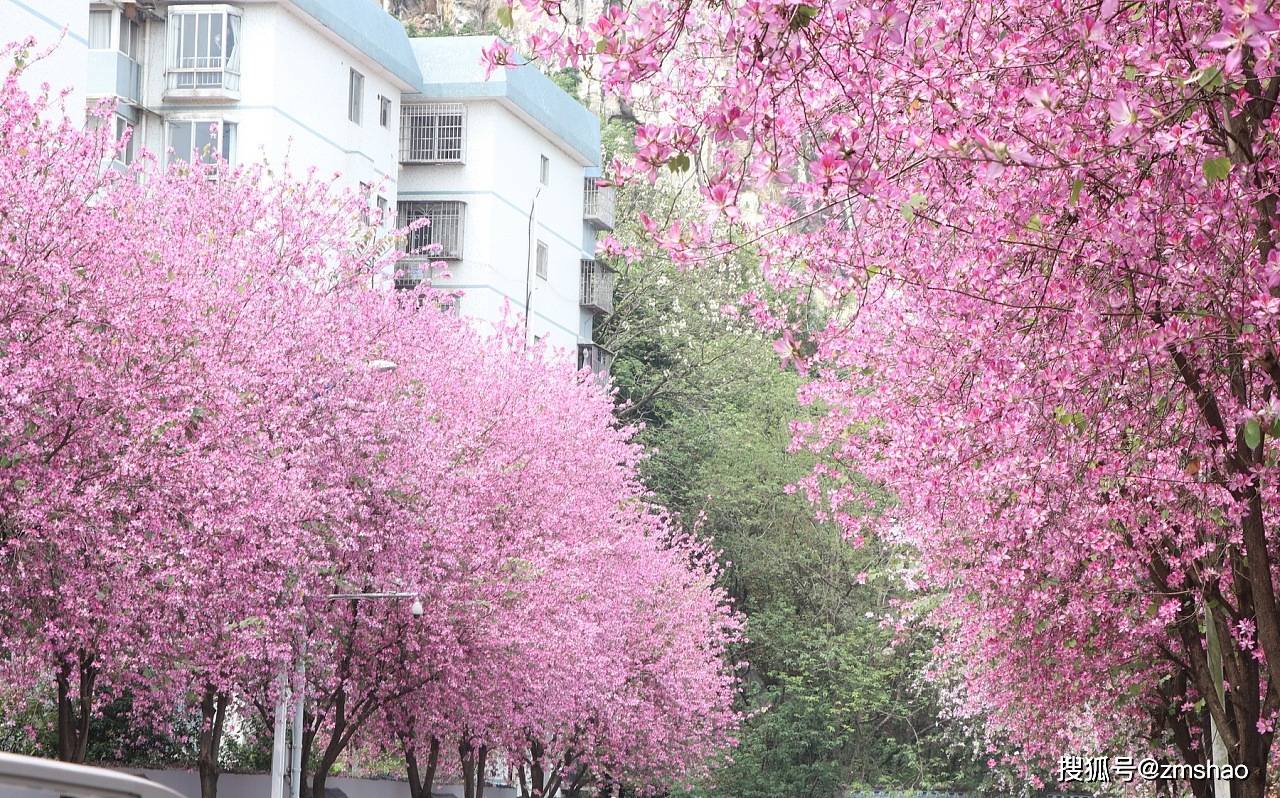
128;770;519;798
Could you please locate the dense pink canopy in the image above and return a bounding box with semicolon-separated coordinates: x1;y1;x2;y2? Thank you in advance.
0;48;738;797
503;0;1280;793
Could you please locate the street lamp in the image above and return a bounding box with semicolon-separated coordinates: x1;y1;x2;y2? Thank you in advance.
272;591;421;798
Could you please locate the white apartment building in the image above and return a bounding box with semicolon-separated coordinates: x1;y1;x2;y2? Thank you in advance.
0;2;615;375
394;35;615;366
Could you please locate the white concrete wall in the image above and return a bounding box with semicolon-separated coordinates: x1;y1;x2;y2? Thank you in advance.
0;0;88;124
397;99;590;354
133;2;402;197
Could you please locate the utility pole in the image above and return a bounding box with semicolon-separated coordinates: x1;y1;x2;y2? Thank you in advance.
1206;605;1230;798
270;673;289;798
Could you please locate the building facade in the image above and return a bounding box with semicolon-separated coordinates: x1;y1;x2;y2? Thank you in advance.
394;35;615;364
0;2;614;374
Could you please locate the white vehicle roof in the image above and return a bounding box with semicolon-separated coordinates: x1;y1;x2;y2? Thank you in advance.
0;753;186;798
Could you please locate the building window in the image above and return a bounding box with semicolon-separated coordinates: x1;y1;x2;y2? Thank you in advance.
89;113;135;165
115;117;135;165
167;120;237;165
536;241;548;279
539;154;550;185
379;95;392;128
119;16;143;61
88;10;112;49
398;201;465;259
348;69;364;124
359;182;373;225
400;103;465;163
167;7;242;92
376;195;388;226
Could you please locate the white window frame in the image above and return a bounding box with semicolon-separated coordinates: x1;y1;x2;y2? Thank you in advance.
166;119;237;166
119;15;143;61
378;95;392;128
539;154;550;186
400;103;466;163
88;10;112;50
115;116;136;165
166;5;242;93
536;240;548;280
348;69;364;124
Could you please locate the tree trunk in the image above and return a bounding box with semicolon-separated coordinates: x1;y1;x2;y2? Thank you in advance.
460;739;475;798
528;739;545;798
55;653;96;763
405;736;440;798
197;687;229;798
475;745;487;798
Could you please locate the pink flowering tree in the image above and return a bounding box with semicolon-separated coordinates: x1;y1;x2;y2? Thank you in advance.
0;47;413;796
500;0;1280;795
351;339;740;798
0;43;741;798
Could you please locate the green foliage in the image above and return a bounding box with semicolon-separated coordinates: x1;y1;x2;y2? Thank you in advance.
0;690;57;756
402;18;500;38
0;689;198;766
549;68;583;97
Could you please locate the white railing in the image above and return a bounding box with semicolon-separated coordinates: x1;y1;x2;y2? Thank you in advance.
167;65;240;92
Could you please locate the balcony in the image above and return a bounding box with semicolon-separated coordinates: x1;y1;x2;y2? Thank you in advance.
87;51;142;105
577;343;615;381
163;7;242;102
583;178;615;230
579;259;616;315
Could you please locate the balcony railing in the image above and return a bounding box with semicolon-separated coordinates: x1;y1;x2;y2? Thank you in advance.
583;178;615;230
580;259;616;315
577;343;615;381
166;65;241;97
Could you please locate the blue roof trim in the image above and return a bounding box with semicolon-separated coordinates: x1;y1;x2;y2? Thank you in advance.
289;0;422;90
407;36;600;166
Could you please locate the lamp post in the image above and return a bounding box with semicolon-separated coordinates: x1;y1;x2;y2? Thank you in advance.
272;358;408;798
272;591;422;798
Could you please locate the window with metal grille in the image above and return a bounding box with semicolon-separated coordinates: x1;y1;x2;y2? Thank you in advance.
536;241;548;279
398;201;465;259
167;7;241;92
400;104;466;163
348;69;364;124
